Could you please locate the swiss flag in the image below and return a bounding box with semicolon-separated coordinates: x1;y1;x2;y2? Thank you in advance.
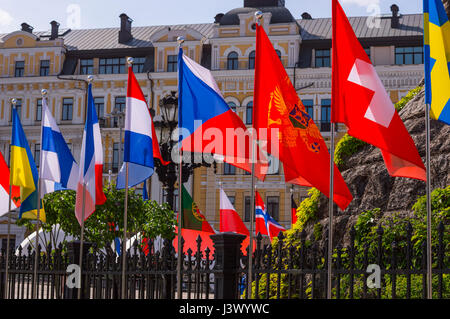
331;0;426;181
219;188;249;236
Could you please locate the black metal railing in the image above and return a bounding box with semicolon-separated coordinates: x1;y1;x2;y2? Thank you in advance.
0;222;448;299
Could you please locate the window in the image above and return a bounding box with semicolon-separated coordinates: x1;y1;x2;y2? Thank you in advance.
40;60;50;76
113;96;126;127
34;144;40;168
246;101;253;125
303;99;314;120
244;196;251;222
94;97;104;119
62;98;73;121
395;47;423;65
15;61;25;77
227;52;239;70
224;162;236;175
11;99;22;121
320;99;331;132
80;59;94;75
266;154;279;175
228;195;235;206
364;48;371;61
315;49;331;68
248;51;256;69
266;196;279;220
167;55;178;72
112;142;120;173
1;238;16;251
228;101;237;113
132;57;146;73
275;50;282;61
36;99;42;121
99;57;126;74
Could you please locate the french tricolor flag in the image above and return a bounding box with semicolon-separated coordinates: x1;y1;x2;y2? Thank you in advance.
117;65;167;189
255;191;285;240
40;96;78;192
75;83;106;225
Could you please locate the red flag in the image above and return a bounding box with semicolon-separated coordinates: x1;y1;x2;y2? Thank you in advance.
331;0;426;181
253;24;353;211
291;194;298;226
219;188;249;236
0;151;20;216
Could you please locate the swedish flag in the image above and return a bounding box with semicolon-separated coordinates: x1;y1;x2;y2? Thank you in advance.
424;0;450;125
10;108;46;222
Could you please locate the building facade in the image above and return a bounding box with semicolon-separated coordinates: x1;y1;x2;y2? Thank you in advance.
0;0;425;244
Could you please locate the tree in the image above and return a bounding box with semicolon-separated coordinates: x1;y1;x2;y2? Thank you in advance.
16;185;176;255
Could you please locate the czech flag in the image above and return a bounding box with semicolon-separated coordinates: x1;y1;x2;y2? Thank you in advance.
75;83;106;225
117;65;167;189
178;48;256;174
255;190;285;240
0;150;20;217
40;96;79;191
10;108;45;222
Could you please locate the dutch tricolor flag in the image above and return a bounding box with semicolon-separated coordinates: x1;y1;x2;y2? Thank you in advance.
75;83;106;225
255;190;285;240
117;65;167;189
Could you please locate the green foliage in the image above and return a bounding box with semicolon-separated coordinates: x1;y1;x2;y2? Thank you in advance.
394;86;422;112
16;185;176;252
334;134;367;169
313;222;323;241
295;188;321;232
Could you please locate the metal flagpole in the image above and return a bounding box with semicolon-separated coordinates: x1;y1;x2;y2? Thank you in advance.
176;36;185;299
425;103;432;299
4;97;17;299
77;183;86;300
327;122;336;299
32;89;47;299
121;57;134;300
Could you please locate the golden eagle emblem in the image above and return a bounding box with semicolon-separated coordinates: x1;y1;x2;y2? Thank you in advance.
267;84;322;153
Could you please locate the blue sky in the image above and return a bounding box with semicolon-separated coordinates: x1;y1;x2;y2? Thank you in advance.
0;0;423;33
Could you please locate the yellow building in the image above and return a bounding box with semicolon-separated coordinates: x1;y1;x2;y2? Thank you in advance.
0;0;425;244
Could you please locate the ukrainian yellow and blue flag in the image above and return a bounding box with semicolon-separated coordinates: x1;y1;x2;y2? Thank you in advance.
424;0;450;125
10;108;46;222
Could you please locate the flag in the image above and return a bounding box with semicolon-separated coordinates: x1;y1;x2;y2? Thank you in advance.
255;191;286;239
40;96;79;191
142;179;149;201
424;0;450;124
253;23;353;211
10;108;45;222
0;151;20;217
177;48;257;174
331;0;426;181
117;65;167;189
179;185;215;233
75;83;106;225
291;194;298;226
219;188;249;235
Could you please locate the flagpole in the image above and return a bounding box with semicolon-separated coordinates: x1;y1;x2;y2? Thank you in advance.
176;36;185;300
4;98;17;299
77;182;86;300
327;122;336;299
32;89;47;299
425;103;432;299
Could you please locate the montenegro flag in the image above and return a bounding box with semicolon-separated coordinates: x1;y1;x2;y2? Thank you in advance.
253;23;353;211
10;108;46;222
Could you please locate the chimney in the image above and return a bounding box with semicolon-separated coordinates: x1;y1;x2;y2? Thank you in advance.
301;12;312;20
214;13;224;23
391;4;400;29
50;20;60;40
119;13;133;44
21;23;34;33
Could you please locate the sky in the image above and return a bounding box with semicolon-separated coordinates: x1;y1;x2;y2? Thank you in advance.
0;0;423;34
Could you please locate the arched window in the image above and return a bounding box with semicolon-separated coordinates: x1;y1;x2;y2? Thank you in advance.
248;51;256;69
246;101;253;125
275;50;282;61
227;101;237;112
227;51;239;70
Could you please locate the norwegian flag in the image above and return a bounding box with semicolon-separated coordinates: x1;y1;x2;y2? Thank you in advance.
331;0;426;181
255;191;285;240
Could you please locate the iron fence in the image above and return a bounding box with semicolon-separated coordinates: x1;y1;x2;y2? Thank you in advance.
0;222;448;299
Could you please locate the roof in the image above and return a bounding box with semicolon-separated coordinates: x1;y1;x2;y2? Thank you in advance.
219;6;296;25
298;14;423;41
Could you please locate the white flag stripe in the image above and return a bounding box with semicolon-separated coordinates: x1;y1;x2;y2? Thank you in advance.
124;97;153;138
182;54;223;98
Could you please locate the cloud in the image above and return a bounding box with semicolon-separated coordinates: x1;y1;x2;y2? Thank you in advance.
0;8;14;33
341;0;380;7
